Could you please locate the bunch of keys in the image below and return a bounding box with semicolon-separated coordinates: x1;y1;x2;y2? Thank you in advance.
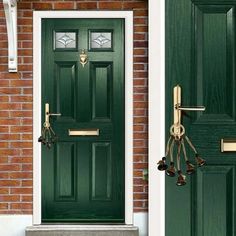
157;124;206;186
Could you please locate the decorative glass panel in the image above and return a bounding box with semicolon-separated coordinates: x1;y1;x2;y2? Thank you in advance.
55;32;76;49
90;32;112;49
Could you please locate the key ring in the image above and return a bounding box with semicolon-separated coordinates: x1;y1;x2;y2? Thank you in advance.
170;124;185;139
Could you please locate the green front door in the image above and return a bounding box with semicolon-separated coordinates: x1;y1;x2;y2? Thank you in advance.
166;1;236;235
41;19;124;223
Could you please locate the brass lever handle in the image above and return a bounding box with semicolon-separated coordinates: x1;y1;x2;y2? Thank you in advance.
176;105;205;111
44;103;61;128
173;85;205;138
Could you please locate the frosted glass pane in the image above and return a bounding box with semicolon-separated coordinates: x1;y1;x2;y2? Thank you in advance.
91;32;112;49
55;32;76;49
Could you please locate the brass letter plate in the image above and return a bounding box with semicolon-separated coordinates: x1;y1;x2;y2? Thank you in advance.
69;129;99;136
221;139;236;152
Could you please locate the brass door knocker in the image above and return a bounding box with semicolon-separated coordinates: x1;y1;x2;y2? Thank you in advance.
38;103;61;149
157;85;206;186
79;49;88;67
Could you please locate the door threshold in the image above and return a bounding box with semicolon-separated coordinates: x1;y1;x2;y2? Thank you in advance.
26;224;138;230
26;225;139;236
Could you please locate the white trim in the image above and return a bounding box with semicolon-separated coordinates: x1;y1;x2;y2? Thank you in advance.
33;11;133;225
148;0;165;236
3;0;18;72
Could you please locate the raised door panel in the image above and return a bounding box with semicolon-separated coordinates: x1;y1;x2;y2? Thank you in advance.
194;5;236;123
55;143;77;201
54;62;77;121
91;62;112;121
91;142;112;201
197;166;234;236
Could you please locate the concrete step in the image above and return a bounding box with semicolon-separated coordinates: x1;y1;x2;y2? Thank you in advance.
25;225;139;236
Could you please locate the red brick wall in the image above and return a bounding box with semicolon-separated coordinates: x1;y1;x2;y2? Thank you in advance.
0;0;148;214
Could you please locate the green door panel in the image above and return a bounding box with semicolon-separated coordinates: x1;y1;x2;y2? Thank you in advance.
41;19;125;223
166;1;236;235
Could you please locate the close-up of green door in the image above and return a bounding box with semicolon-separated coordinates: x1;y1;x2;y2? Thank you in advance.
41;19;125;223
166;0;236;235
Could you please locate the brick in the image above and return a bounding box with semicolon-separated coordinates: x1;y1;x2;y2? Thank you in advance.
18;18;33;26
134;117;147;124
23;88;33;95
10;172;33;179
18;49;33;56
11;96;32;102
0;119;20;126
134;71;148;78
22;41;33;48
10;111;33;118
134;101;147;108
134;18;147;25
10;80;33;87
0;96;9;102
134;170;143;177
99;2;122;9
0;111;10;117
20;26;33;33
0;103;21;110
18;2;32;9
0;142;8;148
22;134;32;140
0;164;20;172
134;64;145;70
0;188;9;194
0;203;8;209
32;3;52;10
22;104;33;110
134;163;148;169
10;126;33;133
11;188;32;194
22;180;33;187
134;201;143;207
77;2;97;9
134;9;148;17
21;195;33;202
0;88;20;95
0;73;20;80
10;203;32;210
22;164;33;171
0;149;20;156
10;157;32;163
134;186;144;192
23;57;33;64
22;11;33;17
134;125;144;132
17;64;33;72
134;193;148;199
0;172;9;178
10;142;32;149
22;149;33;156
134;57;148;63
0;195;20;202
123;2;148;9
54;2;75;9
134;41;148;47
0;134;20;140
0;180;20;187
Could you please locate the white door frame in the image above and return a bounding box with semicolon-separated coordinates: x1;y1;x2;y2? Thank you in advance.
148;0;165;236
33;11;133;225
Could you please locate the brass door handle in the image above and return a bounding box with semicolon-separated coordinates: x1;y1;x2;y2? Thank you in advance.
68;129;99;136
173;85;205;138
44;103;61;128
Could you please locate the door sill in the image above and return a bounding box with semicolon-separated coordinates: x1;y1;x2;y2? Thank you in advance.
26;225;139;236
